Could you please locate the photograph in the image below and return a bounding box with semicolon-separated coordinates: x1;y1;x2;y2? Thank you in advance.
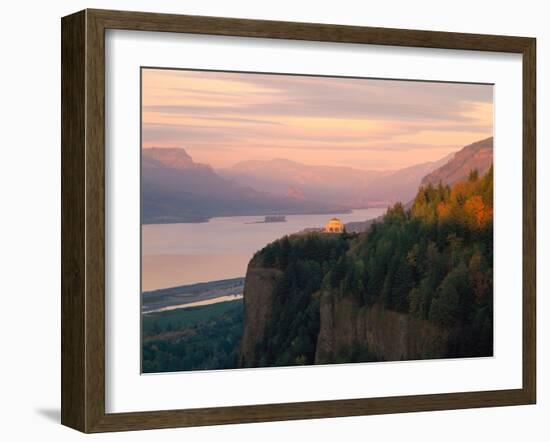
140;68;494;374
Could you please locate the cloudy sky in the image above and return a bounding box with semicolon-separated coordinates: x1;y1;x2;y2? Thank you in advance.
142;68;493;171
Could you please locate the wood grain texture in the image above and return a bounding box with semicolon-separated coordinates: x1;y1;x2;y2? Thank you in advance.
85;9;107;432
89;8;533;52
61;8;537;433
61;10;86;432
522;38;537;403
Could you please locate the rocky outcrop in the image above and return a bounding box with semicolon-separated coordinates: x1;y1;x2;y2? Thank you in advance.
315;291;449;363
238;256;282;367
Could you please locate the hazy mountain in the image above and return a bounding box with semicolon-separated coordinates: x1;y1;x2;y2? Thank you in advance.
141;138;491;224
141;148;346;223
361;154;453;204
220;159;385;207
421;137;493;187
143;147;209;171
221;154;452;208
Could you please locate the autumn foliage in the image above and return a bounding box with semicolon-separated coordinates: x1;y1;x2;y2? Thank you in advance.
412;167;493;230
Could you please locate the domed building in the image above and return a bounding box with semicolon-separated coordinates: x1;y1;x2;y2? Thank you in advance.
324;217;344;233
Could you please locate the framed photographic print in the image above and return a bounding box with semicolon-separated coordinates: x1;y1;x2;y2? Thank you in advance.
61;9;536;433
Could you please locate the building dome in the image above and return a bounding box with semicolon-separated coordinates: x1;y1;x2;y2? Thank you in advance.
324;217;344;233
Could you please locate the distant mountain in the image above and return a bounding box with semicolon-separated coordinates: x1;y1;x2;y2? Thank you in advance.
220;159;385;207
421;137;493;187
142;139;491;225
143;147;209;171
361;154;453;204
142;148;346;224
221;154;451;208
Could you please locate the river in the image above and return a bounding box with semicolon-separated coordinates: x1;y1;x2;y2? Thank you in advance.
142;208;386;291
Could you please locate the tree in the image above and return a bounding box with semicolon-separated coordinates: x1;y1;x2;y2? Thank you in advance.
429;263;471;326
391;256;414;312
468;169;479;182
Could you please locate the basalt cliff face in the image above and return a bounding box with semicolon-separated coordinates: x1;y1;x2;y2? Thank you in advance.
239;257;450;367
315;292;448;363
239;256;283;366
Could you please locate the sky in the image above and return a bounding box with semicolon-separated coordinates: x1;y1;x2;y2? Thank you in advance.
142;68;493;171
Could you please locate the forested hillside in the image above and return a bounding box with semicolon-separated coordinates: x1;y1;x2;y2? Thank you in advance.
240;167;494;367
142;300;243;373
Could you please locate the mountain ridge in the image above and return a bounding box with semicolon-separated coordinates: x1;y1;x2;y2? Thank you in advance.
220;153;454;207
141;147;348;224
143;147;212;171
141;137;492;224
421;137;493;187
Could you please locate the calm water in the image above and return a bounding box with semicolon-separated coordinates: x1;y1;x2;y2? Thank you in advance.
142;208;385;291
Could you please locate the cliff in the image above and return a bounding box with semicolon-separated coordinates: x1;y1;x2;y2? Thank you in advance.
315;292;448;363
239;259;450;367
239;255;283;366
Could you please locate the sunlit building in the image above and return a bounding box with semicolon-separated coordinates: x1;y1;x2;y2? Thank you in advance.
324;217;344;233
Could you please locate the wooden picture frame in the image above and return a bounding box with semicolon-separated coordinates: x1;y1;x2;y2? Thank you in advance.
61;8;536;433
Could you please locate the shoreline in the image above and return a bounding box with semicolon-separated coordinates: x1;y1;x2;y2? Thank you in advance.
142;277;245;314
141;207;382;225
144;294;243;315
